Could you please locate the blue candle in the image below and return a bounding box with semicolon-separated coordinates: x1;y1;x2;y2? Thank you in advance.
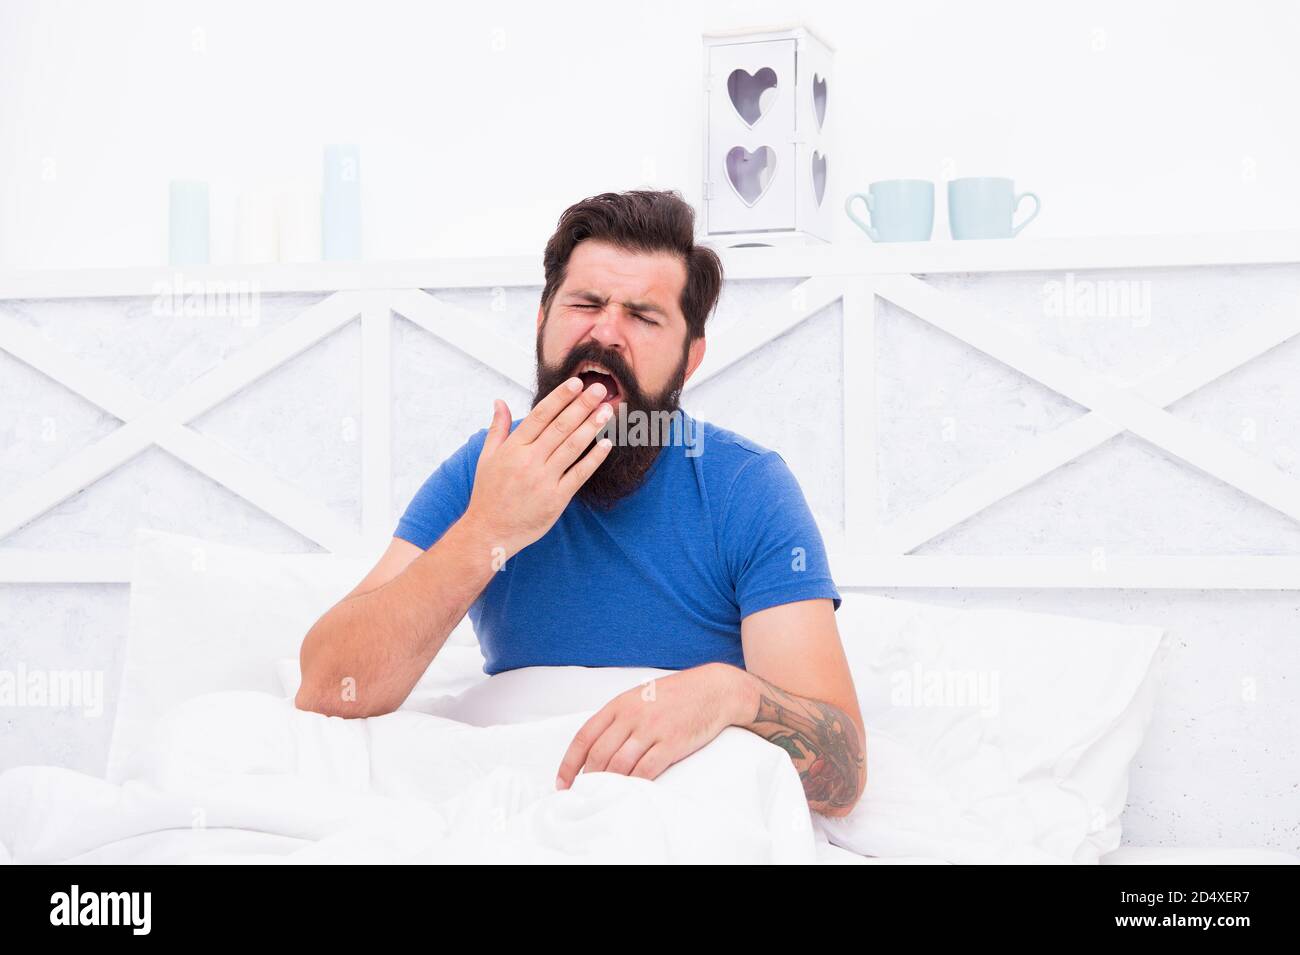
322;144;362;260
168;180;210;265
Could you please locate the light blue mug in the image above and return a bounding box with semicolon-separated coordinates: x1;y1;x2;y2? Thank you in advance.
947;177;1040;239
844;179;935;242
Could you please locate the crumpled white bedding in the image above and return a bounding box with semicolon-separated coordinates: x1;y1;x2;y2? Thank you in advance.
11;525;1293;865
0;689;821;864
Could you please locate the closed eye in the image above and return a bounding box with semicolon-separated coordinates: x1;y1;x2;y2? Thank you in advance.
572;303;656;325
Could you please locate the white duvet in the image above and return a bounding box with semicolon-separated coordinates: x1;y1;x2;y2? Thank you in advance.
0;688;820;865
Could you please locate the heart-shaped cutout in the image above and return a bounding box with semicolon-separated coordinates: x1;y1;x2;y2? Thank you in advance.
813;73;828;130
725;145;778;207
727;67;779;127
812;151;827;206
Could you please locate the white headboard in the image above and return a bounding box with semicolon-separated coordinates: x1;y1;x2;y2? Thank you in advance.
2;232;1299;589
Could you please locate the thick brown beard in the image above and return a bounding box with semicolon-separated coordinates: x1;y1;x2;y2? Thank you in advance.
532;329;689;510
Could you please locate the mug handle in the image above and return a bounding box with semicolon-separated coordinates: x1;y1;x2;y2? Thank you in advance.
844;193;879;241
1011;191;1041;237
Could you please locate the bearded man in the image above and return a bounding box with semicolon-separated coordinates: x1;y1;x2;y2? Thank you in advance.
295;190;865;817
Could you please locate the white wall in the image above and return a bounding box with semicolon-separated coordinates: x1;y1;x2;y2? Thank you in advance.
1;0;1298;270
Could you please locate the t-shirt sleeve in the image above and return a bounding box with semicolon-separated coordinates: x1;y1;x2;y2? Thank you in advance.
718;451;842;618
393;428;489;550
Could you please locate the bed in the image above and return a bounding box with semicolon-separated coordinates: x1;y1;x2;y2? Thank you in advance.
1;528;1293;865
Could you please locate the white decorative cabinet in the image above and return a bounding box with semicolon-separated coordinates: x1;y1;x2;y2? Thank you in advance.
702;26;833;246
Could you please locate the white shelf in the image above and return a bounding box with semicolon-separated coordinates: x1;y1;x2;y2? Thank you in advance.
1;230;1298;300
725;229;1300;278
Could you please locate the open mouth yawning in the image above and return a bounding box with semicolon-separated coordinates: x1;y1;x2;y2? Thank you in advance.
576;362;622;404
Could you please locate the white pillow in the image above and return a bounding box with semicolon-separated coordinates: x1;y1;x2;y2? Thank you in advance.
108;529;483;781
814;593;1165;865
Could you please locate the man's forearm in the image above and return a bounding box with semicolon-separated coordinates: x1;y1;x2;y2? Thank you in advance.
296;513;500;717
723;665;866;817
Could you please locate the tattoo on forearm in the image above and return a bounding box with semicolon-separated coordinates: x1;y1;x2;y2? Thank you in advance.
745;676;865;811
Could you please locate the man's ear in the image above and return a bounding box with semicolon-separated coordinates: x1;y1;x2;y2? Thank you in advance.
536;303;545;333
683;335;707;384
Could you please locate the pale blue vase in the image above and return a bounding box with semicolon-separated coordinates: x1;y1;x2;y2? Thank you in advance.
168;180;210;266
322;144;362;260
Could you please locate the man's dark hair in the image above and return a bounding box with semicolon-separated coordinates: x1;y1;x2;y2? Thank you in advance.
540;189;724;340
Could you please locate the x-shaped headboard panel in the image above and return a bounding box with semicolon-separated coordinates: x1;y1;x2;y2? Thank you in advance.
870;274;1300;551
2;266;1298;589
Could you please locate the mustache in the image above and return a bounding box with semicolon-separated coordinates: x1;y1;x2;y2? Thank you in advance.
561;344;634;390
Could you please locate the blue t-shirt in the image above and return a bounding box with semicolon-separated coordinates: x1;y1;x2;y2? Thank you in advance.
393;410;840;674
